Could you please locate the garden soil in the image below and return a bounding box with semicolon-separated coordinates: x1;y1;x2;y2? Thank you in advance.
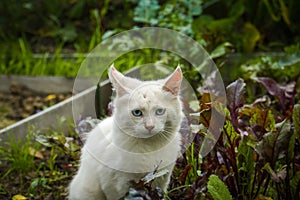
0;83;71;129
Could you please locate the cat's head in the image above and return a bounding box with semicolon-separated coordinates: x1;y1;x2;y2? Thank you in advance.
109;65;183;138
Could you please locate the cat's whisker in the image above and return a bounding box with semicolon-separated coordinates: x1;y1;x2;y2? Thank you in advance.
158;129;175;142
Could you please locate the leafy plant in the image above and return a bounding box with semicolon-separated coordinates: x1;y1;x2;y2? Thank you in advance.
167;65;299;199
207;174;233;200
0;132;39;180
201;77;299;199
0;38;85;77
131;0;203;36
0;125;80;199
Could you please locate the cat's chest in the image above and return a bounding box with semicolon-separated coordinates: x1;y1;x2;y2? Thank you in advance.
85;116;181;173
99;164;171;189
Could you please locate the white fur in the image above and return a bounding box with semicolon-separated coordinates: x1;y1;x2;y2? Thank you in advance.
68;66;183;200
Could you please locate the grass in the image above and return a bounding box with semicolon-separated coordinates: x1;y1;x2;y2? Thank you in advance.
0;125;80;199
0;39;85;77
0;134;37;179
0;7;102;78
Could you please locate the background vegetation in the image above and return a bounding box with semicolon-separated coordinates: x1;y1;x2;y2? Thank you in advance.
1;0;300;76
0;0;299;199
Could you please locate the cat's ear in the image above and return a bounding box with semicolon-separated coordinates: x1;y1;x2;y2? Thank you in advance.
162;66;182;96
109;64;128;96
108;64;140;96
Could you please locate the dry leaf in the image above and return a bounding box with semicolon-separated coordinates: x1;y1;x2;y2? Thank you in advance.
12;194;27;200
29;147;44;159
44;94;56;101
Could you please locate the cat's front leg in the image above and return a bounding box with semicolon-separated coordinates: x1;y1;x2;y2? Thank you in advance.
68;168;106;200
151;173;171;192
152;164;176;192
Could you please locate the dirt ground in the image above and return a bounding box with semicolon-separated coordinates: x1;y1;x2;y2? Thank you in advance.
0;83;71;129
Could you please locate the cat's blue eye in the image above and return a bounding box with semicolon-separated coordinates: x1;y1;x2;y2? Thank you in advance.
132;109;143;117
155;108;166;116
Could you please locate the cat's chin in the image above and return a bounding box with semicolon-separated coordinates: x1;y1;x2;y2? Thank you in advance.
130;131;159;139
126;128;166;139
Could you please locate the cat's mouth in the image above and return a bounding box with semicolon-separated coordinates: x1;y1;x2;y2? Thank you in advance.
136;130;159;138
146;129;157;136
128;128;164;139
137;126;172;139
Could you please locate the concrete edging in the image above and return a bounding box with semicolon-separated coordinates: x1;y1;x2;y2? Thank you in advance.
0;67;140;144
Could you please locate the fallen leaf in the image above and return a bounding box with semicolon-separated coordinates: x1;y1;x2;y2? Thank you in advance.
29;147;44;159
44;94;56;101
12;194;27;200
255;194;273;200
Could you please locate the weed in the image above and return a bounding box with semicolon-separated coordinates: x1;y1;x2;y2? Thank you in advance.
0;124;80;199
0;39;84;77
0;132;38;181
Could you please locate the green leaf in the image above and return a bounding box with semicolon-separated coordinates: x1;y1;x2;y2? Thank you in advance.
69;0;85;19
249;109;276;132
242;22;260;53
279;0;291;26
290;171;300;194
60;23;77;42
293;104;300;138
237;136;255;197
275;120;292;159
262;162;286;183
223;120;239;147
210;42;233;59
255;120;291;163
229;0;245;18
189;0;202;16
255;131;276;162
30;178;39;190
207;174;233;200
133;0;160;25
189;100;200;112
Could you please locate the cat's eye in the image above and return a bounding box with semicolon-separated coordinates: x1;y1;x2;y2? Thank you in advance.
155;108;166;116
132;109;143;117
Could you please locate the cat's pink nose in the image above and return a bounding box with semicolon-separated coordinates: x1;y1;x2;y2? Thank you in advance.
146;125;154;131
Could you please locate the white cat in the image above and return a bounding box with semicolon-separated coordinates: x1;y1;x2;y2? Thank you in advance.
68;65;184;200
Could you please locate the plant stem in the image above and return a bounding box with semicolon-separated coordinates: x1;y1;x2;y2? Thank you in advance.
255;170;266;197
276;183;281;200
251;166;257;198
285;157;291;200
263;175;270;195
223;127;239;194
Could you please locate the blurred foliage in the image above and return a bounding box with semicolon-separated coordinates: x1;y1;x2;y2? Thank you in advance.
0;0;111;49
0;0;300;77
129;0;300;52
132;0;202;36
0;0;300;76
0;0;299;52
0;38;84;77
